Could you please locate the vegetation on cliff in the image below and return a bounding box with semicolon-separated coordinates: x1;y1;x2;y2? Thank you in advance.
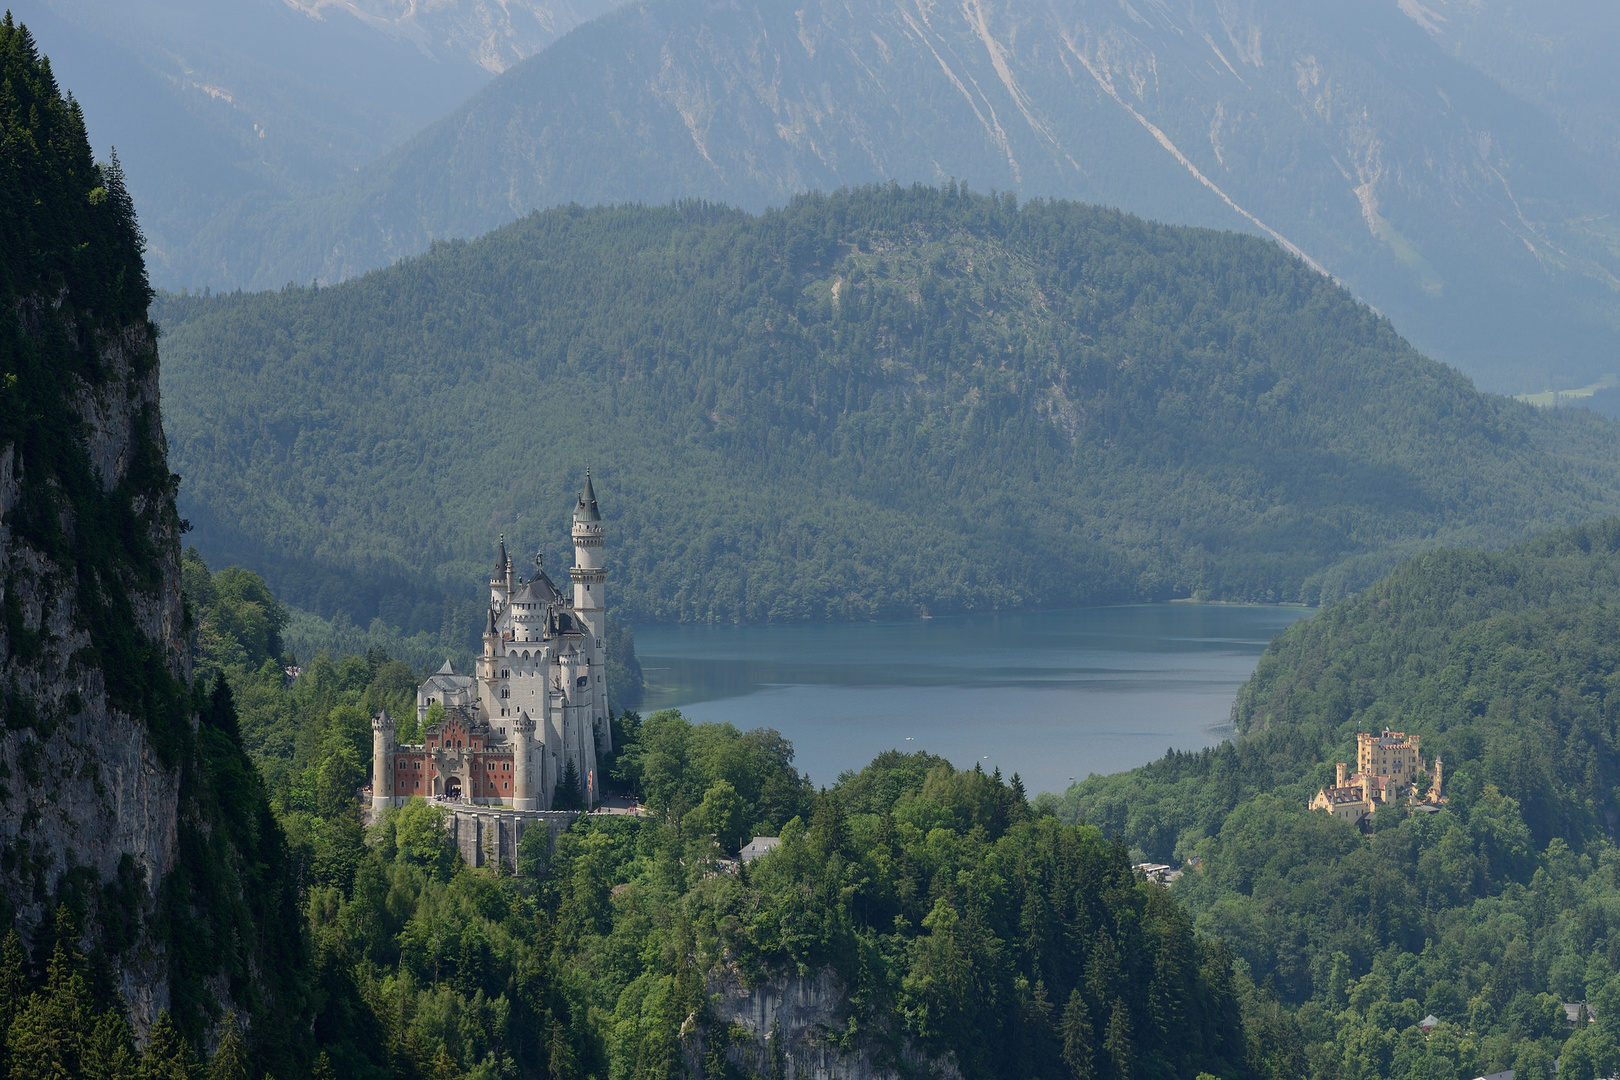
1;19;305;1073
156;187;1620;647
1051;519;1620;1079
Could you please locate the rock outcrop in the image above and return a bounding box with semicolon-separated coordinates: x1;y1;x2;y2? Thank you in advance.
1;19;306;1065
709;967;960;1080
0;320;186;1028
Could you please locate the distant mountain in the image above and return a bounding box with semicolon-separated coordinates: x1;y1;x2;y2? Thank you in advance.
1409;0;1620;166
162;0;1620;392
154;186;1620;640
7;0;620;285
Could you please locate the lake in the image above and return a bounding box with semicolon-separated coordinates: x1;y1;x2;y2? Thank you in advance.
634;604;1311;796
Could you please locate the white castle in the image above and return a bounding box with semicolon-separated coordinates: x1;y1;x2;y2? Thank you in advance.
370;474;611;812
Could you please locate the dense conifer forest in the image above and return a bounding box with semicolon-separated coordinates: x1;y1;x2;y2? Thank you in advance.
156;188;1620;653
1054;519;1620;1080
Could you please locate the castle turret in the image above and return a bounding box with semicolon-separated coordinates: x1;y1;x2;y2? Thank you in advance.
571;472;606;633
491;534;512;607
1336;762;1347;787
371;710;396;813
513;711;537;810
571;471;610;763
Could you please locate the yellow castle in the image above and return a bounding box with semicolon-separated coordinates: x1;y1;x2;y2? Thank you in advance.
1310;730;1445;825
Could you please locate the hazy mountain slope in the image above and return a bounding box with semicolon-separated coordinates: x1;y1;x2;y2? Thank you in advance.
1405;0;1620;166
153;187;1620;638
201;0;1620;392
7;0;620;287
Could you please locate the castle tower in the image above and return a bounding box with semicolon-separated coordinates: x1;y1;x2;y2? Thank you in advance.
570;472;610;770
513;712;537;811
371;710;396;813
571;472;607;640
1336;762;1347;787
491;533;512;607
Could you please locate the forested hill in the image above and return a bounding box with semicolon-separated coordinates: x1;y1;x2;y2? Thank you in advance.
157;186;1620;639
155;0;1620;395
1052;519;1620;1078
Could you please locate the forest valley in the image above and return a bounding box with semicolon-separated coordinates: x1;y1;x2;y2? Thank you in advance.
19;536;1620;1080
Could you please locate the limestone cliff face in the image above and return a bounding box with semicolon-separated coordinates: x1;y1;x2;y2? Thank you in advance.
708;967;960;1080
0;22;305;1057
0;311;188;1030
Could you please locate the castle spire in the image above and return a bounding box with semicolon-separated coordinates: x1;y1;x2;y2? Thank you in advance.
496;533;507;577
575;470;600;523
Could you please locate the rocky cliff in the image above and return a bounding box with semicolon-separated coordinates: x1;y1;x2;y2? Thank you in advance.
0;17;307;1068
0;316;186;1029
709;967;960;1080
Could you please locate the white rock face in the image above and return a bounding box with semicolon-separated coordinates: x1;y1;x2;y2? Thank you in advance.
0;317;188;1034
280;0;622;72
709;967;961;1080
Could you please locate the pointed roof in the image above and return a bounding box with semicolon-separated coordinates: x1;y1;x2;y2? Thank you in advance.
495;534;507;577
514;572;562;605
487;608;497;634
436;659;455;675
574;470;601;522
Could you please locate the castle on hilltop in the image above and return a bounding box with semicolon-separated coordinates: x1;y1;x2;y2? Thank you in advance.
1310;729;1446;825
370;474;611;812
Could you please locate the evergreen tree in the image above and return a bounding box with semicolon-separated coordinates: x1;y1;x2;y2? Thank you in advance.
138;1011;199;1080
1060;989;1093;1080
549;1019;581;1080
1104;1000;1132;1080
429;1046;460;1080
555;760;584;811
7;942;91;1080
84;1008;139;1080
207;1013;249;1080
0;930;25;1078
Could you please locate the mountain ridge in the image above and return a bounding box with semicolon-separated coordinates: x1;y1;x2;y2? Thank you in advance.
154;186;1620;647
165;0;1620;391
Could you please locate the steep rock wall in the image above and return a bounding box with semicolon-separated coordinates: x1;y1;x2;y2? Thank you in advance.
0;24;307;1067
0;314;187;1030
709;967;960;1080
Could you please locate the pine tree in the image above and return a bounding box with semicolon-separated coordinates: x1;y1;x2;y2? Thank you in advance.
1060;989;1093;1080
85;1007;139;1080
555;759;584;811
549;1019;581;1080
139;1010;199;1080
9;950;84;1080
430;1045;461;1080
0;929;26;1078
1104;999;1132;1080
311;1050;338;1080
208;1013;249;1080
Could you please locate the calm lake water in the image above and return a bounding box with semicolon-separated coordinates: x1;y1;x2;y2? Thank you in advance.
635;604;1311;796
